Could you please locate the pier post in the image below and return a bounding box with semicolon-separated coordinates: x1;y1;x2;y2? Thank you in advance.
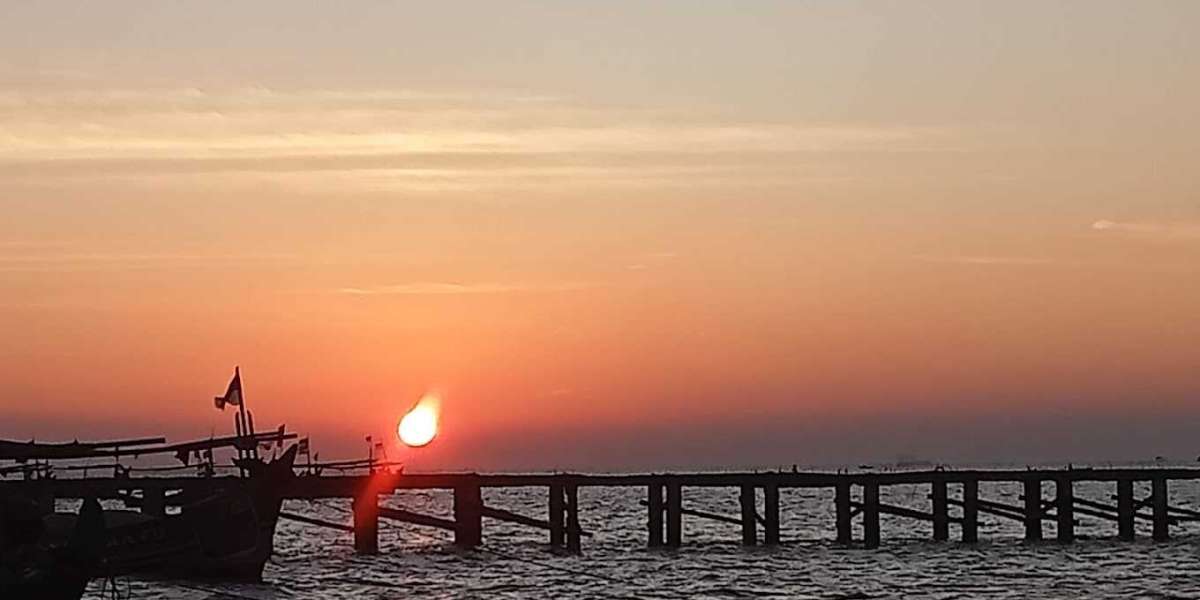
142;487;166;517
666;481;683;547
647;482;665;547
835;481;852;544
1152;477;1169;542
763;483;780;545
1056;477;1074;543
863;481;880;549
453;481;483;549
565;484;582;553
1023;478;1042;541
961;480;979;543
1116;479;1135;541
931;481;949;541
352;492;379;555
739;484;757;546
549;483;565;548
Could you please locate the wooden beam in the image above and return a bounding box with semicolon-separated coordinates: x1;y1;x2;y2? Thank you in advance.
482;506;593;537
377;506;457;531
279;511;354;533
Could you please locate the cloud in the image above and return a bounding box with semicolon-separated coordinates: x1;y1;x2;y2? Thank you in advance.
335;281;596;296
1091;220;1200;239
0;86;954;192
911;255;1060;267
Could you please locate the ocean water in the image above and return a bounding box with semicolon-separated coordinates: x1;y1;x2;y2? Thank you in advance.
80;478;1200;599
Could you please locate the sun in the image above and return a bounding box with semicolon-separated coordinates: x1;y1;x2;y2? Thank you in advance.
398;397;439;447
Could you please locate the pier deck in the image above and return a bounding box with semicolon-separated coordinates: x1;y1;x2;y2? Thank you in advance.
7;466;1200;553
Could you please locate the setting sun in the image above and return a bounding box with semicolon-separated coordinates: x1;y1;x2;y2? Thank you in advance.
398;395;440;447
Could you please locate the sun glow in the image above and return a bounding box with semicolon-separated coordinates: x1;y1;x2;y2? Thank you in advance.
398;394;440;447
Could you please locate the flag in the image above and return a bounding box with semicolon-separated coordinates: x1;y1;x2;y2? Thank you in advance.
297;438;310;456
214;368;242;411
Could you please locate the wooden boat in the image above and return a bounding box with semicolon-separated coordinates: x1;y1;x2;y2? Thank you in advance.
42;444;297;582
1;496;104;600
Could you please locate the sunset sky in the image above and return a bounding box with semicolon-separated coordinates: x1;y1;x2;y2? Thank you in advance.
2;1;1199;470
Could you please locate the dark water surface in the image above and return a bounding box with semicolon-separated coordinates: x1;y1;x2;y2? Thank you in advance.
81;478;1200;599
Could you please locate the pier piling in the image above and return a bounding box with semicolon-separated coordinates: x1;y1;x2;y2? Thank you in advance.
352;492;379;555
739;484;757;546
1056;478;1074;543
453;481;483;549
931;481;949;541
835;481;852;544
961;480;979;543
763;483;780;545
863;481;881;549
666;481;683;547
1116;479;1134;540
565;484;582;552
549;483;565;548
1023;478;1042;541
647;482;664;547
1152;477;1169;541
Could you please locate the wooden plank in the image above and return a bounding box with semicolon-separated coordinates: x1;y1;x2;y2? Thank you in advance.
946;497;1024;522
280;511;354;533
853;501;963;524
377;506;456;531
638;500;743;526
482;506;593;537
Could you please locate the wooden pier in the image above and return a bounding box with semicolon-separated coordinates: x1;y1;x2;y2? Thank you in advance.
7;467;1200;554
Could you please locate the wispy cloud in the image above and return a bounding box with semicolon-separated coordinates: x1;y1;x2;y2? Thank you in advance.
0;251;297;272
1092;220;1200;239
336;281;596;296
0;86;956;191
911;255;1061;267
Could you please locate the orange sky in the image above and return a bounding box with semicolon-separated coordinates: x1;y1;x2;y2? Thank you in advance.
2;2;1199;469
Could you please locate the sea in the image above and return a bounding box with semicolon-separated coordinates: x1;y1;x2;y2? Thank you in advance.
79;474;1200;599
